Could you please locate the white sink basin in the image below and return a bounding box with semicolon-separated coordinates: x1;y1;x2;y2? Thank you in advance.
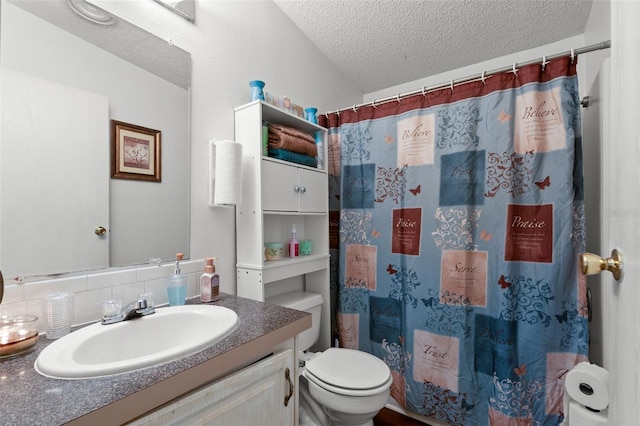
35;305;238;379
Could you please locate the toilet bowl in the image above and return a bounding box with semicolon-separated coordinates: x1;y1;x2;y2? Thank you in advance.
267;291;392;426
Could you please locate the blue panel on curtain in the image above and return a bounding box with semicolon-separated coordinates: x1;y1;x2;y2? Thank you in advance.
320;57;588;426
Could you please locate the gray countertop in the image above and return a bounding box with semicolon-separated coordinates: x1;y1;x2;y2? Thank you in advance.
0;294;310;426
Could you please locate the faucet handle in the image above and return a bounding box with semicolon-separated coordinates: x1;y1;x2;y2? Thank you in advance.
137;293;154;308
135;299;148;310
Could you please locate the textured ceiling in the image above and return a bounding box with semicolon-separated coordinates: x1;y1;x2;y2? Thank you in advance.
274;0;594;93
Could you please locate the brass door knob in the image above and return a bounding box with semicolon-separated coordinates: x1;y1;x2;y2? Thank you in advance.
579;249;623;281
94;226;108;236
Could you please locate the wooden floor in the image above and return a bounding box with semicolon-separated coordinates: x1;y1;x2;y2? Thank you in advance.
373;407;430;425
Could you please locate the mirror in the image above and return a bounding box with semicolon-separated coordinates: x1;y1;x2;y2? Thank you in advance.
0;0;191;279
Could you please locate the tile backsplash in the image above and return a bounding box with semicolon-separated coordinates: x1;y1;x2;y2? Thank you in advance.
0;259;204;332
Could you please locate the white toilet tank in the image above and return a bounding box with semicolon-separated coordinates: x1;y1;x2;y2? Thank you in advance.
266;291;323;352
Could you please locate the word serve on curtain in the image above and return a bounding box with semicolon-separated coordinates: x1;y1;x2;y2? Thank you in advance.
320;57;587;425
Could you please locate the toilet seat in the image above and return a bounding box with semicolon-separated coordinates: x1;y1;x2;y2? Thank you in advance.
304;348;392;397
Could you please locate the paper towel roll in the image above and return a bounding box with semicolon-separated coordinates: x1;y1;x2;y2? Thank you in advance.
567;400;608;425
212;140;243;206
565;362;610;410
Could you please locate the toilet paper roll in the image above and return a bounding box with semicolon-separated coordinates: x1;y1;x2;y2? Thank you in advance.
565;362;610;410
213;140;243;205
567;400;608;425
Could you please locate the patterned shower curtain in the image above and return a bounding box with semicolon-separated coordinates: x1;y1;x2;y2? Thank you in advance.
319;57;588;425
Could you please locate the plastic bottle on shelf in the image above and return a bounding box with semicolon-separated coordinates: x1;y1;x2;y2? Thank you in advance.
289;224;299;257
315;131;324;169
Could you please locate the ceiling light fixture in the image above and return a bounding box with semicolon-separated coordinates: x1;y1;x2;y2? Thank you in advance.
67;0;115;26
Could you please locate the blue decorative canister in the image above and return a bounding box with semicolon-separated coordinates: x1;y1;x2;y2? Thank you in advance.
249;80;265;101
304;107;318;124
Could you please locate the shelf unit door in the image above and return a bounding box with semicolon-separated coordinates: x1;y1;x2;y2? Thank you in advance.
262;160;298;212
298;168;327;213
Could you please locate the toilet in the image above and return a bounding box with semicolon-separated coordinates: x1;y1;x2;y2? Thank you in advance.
267;291;392;426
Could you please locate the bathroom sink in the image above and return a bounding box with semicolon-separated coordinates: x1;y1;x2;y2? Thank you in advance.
34;305;238;379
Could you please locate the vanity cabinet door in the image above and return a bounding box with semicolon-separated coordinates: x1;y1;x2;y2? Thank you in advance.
131;349;295;425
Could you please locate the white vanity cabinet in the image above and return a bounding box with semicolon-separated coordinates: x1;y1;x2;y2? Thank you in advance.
129;349;295;425
235;101;331;351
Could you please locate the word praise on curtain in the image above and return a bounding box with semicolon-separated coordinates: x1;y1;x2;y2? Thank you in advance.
321;56;587;425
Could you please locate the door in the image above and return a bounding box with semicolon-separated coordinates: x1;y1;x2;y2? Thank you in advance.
601;2;640;424
582;60;607;367
0;70;109;277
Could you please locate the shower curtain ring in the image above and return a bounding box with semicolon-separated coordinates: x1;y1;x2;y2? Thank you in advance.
396;93;401;103
571;49;576;64
450;80;454;93
336;108;340;117
422;86;427;97
353;104;357;113
481;71;487;85
541;56;551;71
511;63;519;76
371;99;378;109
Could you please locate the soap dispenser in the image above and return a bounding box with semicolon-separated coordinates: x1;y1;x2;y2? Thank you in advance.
200;257;219;302
167;253;187;306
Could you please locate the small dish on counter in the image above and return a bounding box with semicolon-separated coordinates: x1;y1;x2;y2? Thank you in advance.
0;315;39;359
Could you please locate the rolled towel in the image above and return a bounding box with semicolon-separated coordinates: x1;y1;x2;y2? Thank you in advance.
268;148;318;168
268;124;318;157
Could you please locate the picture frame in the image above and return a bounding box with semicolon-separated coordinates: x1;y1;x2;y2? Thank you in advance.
111;120;161;182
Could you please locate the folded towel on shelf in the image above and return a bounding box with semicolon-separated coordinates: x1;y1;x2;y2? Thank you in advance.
268;148;318;168
268;124;318;157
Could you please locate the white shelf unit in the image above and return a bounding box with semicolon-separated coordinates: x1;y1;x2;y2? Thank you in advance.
235;101;331;351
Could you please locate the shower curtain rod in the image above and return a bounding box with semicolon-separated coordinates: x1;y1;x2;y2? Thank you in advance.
325;40;611;116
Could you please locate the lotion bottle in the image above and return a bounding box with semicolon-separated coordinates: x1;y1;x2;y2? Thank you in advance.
289;224;299;257
210;257;220;301
200;257;219;302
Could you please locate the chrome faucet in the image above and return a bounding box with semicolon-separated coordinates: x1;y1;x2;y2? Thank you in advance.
102;297;155;325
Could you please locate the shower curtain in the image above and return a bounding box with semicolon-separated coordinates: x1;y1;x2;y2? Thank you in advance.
320;57;588;425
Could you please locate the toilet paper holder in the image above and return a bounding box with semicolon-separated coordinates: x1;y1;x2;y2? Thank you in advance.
579;249;623;281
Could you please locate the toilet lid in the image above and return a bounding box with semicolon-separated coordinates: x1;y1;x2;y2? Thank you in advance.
305;348;391;390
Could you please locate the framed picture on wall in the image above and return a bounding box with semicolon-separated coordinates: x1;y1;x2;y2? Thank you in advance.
111;120;161;182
